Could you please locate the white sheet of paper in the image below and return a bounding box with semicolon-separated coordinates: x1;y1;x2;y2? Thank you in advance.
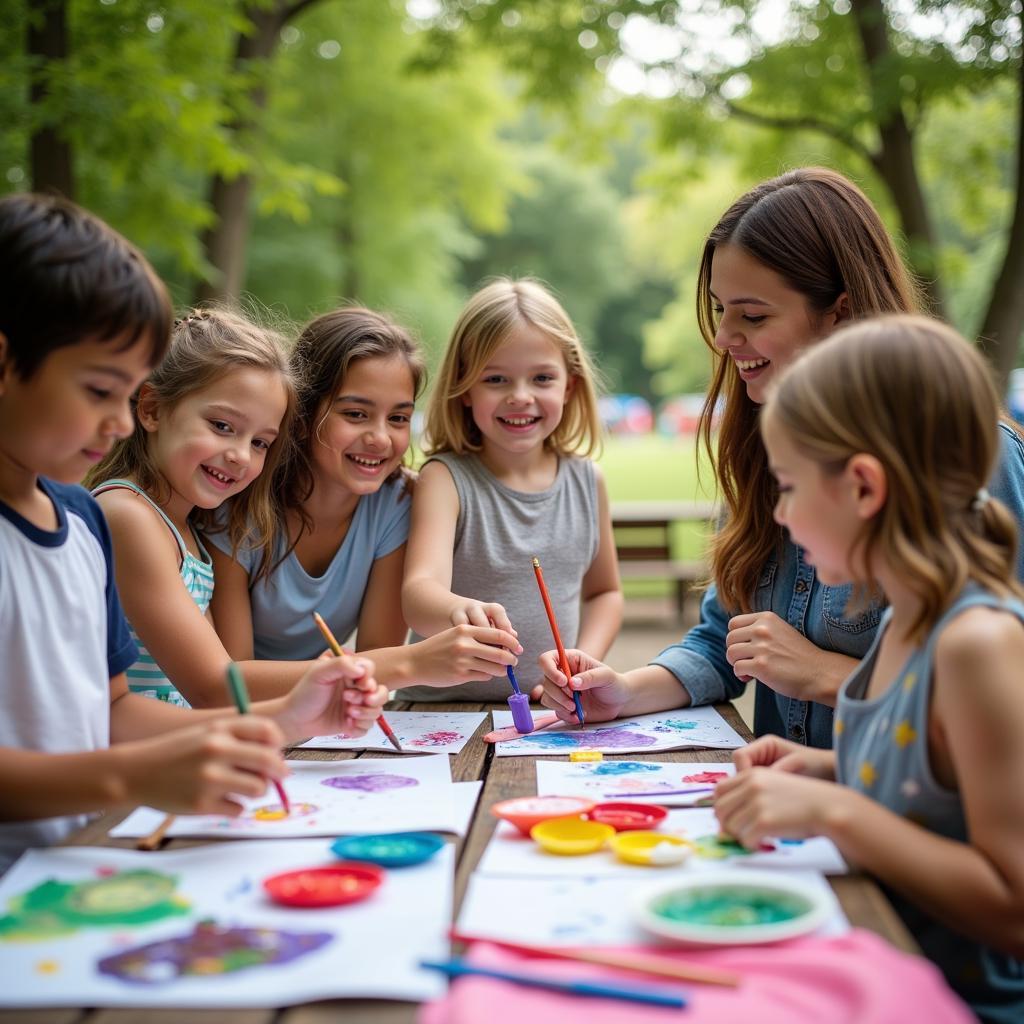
299;711;487;754
457;870;848;948
112;757;482;838
0;840;452;1007
491;707;747;756
476;807;847;877
536;758;736;805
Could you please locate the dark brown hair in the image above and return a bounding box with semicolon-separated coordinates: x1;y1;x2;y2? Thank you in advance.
0;192;171;377
278;306;426;540
696;167;921;611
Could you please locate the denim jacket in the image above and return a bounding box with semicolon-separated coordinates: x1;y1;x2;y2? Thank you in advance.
651;422;1024;748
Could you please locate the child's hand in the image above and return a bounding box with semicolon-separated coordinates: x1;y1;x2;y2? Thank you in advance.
733;735;836;779
412;625;523;684
124;717;287;817
277;655;385;740
450;600;515;635
537;648;630;724
713;767;845;849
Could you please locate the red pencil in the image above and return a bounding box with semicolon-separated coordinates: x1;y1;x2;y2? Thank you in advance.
532;557;584;726
312;612;403;752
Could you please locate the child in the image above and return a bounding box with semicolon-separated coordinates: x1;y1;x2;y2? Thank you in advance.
402;278;622;700
0;193;385;875
713;316;1024;1022
208;306;522;687
537;167;1024;737
87;310;310;707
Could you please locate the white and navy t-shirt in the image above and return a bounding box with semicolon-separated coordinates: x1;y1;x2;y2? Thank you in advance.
0;479;136;874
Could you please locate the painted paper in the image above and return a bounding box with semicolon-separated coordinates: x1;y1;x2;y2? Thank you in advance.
111;757;482;838
299;711;487;755
457;870;848;949
0;840;452;1006
490;708;747;756
536;759;734;805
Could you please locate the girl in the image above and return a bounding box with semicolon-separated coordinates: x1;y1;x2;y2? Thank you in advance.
538;167;1024;740
402;278;622;701
87;309;315;707
715;316;1024;1023
208;307;521;688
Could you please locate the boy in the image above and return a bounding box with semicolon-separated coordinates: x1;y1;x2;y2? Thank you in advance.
0;193;385;873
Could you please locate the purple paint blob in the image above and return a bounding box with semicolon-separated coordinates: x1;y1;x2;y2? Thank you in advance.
592;761;662;776
409;730;463;747
322;773;418;792
98;921;331;984
517;727;657;750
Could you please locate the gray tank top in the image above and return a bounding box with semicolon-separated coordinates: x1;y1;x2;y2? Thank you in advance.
836;584;1024;1022
404;452;600;701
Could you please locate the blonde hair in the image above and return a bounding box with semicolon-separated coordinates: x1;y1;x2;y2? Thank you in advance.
697;167;922;612
765;315;1023;643
87;308;298;582
423;278;602;458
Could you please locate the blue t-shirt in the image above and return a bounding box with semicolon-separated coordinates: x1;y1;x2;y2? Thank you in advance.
206;476;411;660
652;422;1024;746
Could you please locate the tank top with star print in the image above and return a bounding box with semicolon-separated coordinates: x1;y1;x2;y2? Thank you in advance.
835;583;1024;1023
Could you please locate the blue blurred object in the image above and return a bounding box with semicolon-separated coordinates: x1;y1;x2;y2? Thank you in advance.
1008;369;1024;424
599;394;653;435
331;832;444;868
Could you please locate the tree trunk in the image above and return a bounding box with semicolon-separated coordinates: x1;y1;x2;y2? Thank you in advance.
196;0;321;305
28;0;74;198
850;0;946;318
977;19;1024;390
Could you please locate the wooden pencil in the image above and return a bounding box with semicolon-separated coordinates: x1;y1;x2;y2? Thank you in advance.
532;556;585;726
136;813;175;851
449;929;741;988
312;612;403;752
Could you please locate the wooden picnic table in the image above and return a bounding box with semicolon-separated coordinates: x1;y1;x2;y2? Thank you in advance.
8;699;916;1023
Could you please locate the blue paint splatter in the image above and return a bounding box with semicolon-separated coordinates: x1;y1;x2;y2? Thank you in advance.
516;727;657;750
652;719;700;733
591;761;662;776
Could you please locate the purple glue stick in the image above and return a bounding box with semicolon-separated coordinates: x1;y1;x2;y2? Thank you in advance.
506;666;534;734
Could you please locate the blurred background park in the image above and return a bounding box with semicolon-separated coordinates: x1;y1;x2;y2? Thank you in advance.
4;0;1023;622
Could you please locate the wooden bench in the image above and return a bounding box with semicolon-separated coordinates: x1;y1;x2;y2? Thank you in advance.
611;499;717;620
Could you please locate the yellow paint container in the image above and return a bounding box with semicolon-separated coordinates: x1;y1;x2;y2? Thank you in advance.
610;831;694;866
530;817;615;856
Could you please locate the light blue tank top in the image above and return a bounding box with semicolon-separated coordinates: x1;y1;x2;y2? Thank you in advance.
836;584;1024;1023
91;479;214;708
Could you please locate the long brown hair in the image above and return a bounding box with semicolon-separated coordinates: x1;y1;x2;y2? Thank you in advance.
278;306;426;541
766;316;1022;641
696;167;921;611
87;309;297;581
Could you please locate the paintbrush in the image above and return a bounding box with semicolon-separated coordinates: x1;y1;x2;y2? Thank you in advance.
135;813;175;851
312;612;403;752
226;662;291;815
449;928;740;988
532;556;584;726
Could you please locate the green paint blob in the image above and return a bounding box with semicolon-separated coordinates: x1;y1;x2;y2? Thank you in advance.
0;870;189;942
652;887;810;928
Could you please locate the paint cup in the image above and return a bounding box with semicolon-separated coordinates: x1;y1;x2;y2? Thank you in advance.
531;817;615;856
610;831;693;866
507;692;534;734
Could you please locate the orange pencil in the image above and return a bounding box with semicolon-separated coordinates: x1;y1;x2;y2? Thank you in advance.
312;612;403;752
532;556;584;726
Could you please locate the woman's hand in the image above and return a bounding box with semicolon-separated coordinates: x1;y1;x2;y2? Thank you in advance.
537;648;631;723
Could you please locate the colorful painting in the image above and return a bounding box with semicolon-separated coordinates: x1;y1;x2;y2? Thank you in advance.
0;870;189;942
491;707;747;757
112;756;483;839
97;921;332;985
536;759;736;805
299;711;486;755
0;841;453;1006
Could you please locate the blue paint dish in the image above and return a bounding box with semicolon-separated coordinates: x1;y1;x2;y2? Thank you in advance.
330;832;445;868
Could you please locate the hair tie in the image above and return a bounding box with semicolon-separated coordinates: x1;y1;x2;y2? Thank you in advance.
971;487;991;512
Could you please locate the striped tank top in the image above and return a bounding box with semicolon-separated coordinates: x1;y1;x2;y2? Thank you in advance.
91;479;214;708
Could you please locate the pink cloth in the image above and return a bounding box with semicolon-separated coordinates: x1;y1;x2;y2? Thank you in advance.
420;930;973;1024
